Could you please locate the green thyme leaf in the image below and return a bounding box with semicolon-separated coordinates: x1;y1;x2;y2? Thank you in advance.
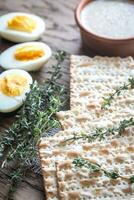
129;176;134;184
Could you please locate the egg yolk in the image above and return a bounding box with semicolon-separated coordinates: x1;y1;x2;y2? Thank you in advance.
0;74;28;97
14;45;44;61
7;15;36;33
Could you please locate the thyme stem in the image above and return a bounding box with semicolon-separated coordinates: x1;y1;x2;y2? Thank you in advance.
73;157;134;184
101;77;134;109
64;118;134;143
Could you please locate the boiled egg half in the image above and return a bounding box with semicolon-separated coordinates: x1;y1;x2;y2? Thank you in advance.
0;12;45;42
0;69;32;113
0;42;52;71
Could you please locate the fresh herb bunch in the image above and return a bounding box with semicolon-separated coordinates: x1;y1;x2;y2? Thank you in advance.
0;50;68;199
73;157;134;184
101;77;134;109
64;118;134;143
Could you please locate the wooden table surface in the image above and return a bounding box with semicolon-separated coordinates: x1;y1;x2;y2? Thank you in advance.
0;0;94;199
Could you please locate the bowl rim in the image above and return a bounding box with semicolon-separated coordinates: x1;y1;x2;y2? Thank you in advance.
75;0;134;42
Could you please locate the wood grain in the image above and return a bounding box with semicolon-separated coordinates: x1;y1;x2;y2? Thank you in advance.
0;0;95;199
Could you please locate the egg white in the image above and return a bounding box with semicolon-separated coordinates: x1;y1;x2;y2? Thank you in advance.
0;12;45;42
0;42;52;71
0;69;33;113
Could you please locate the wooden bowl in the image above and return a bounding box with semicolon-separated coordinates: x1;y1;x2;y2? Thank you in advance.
75;0;134;57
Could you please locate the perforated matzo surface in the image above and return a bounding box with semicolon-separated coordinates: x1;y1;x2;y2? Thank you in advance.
39;127;134;200
70;55;134;110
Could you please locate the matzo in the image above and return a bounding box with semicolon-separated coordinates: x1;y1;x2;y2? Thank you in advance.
70;55;134;110
56;135;134;200
39;55;134;199
39;126;134;200
39;130;78;200
56;107;134;131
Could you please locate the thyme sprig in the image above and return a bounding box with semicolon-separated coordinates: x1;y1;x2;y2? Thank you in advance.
101;77;134;109
73;157;134;184
0;50;68;198
64;118;134;143
0;51;67;167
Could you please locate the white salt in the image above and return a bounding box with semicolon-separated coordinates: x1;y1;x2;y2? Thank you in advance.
80;0;134;39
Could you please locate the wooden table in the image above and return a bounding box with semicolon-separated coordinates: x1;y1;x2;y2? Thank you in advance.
0;0;94;199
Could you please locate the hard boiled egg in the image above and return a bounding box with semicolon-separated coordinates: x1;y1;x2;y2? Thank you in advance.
0;69;32;113
0;42;52;71
0;12;45;42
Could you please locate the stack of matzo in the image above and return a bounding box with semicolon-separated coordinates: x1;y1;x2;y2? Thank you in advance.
39;55;134;200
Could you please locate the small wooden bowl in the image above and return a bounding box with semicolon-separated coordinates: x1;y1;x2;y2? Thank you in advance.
75;0;134;57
